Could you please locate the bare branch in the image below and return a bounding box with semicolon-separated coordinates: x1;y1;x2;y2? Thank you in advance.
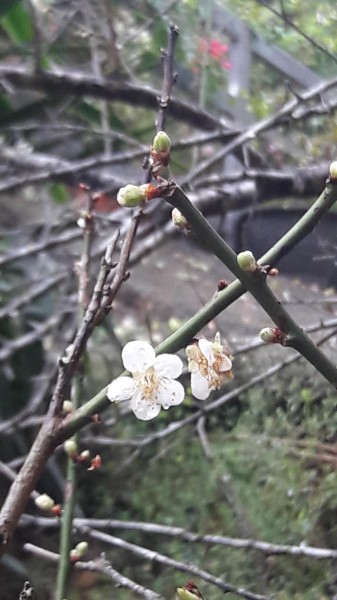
20;514;337;561
80;527;271;600
0;64;228;131
24;543;164;600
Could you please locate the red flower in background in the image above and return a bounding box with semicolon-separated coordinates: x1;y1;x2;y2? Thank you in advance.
209;39;228;59
198;37;232;71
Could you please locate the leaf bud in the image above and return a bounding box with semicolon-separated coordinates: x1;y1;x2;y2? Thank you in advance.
117;184;146;207
34;493;55;512
237;250;257;272
64;439;78;458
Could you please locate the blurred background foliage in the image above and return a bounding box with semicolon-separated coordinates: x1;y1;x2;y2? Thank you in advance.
1;1;337;599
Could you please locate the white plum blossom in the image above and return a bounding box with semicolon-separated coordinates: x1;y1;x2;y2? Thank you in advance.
107;341;185;420
186;332;233;400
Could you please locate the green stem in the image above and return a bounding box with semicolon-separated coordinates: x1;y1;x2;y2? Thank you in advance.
55;445;76;600
167;184;337;386
59;181;337;440
55;201;93;599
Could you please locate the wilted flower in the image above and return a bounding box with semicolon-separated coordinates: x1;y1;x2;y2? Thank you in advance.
186;332;233;400
107;341;185;420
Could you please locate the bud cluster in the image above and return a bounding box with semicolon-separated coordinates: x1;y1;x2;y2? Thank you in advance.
63;439;102;471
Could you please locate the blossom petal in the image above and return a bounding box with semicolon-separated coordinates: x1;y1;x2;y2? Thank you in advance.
198;338;214;364
191;370;211;400
122;340;155;373
156;378;185;408
107;376;135;403
154;354;183;379
131;390;161;421
220;356;232;372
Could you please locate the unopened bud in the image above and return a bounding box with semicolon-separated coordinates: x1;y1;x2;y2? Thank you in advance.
64;439;78;458
329;161;337;180
259;327;277;343
237;251;257;272
153;131;171;154
62;400;73;414
35;493;55;512
75;541;88;557
171;207;189;229
117;184;146;208
79;449;90;461
61;344;74;365
176;582;203;600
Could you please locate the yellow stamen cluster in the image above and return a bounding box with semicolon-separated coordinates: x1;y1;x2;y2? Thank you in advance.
138;367;158;401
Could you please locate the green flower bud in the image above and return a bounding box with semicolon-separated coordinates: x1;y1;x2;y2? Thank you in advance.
329;161;337;180
117;184;146;208
237;250;257;272
64;439;78;458
75;541;88;557
153;131;171;154
34;493;55;512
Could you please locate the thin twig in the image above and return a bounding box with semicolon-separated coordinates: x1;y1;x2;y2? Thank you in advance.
0;308;74;363
24;543;164;600
258;0;337;66
0;229;82;268
20;514;337;561
181;77;337;183
81;527;271;600
0;272;68;321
